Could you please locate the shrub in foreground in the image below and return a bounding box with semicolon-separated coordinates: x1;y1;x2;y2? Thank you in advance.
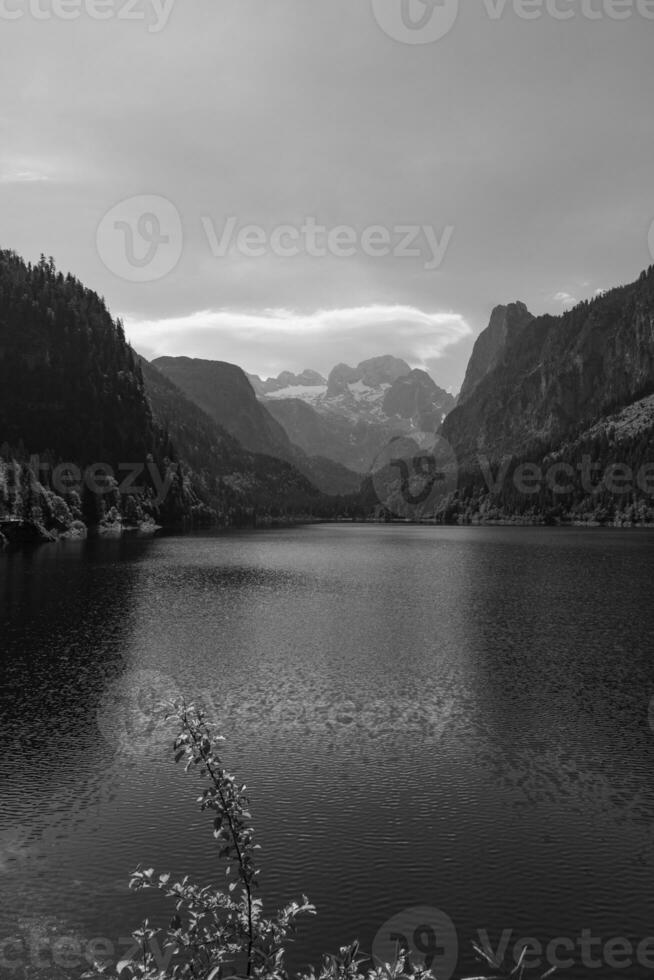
82;704;559;980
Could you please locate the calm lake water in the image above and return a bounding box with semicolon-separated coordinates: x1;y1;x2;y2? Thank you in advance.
1;525;654;979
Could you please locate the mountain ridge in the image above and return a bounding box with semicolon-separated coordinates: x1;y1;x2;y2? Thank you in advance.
442;266;654;465
153;355;362;495
457;301;534;404
0;249;349;542
252;354;455;472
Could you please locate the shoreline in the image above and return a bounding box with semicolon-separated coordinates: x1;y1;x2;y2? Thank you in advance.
3;514;654;552
0;517;163;549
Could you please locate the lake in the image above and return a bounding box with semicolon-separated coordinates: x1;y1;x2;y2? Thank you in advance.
1;524;654;980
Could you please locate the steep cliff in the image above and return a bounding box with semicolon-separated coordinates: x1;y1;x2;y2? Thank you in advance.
153;356;361;495
154;357;293;460
457;302;534;403
443;267;654;464
140;358;326;514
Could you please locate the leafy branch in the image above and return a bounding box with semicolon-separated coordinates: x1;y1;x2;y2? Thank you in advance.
82;702;563;980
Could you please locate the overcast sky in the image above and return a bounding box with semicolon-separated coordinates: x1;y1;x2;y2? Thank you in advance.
2;0;653;390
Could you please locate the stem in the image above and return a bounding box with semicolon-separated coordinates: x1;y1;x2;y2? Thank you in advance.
183;710;255;978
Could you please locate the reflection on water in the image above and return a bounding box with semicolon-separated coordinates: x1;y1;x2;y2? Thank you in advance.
1;526;654;979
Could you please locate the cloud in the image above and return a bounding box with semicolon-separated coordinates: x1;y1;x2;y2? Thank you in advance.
553;291;577;308
0;170;49;184
125;304;472;381
0;154;55;185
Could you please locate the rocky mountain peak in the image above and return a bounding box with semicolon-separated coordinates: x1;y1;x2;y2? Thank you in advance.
458;301;534;403
326;355;411;397
357;355;411;388
326;362;361;398
277;369;326;388
247;368;327;396
442;266;654;464
383;368;455;425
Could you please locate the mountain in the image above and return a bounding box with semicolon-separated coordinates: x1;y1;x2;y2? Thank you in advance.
154;356;293;460
153;356;362;496
0;251;154;466
0;249;346;543
263;397;364;467
247;369;326;396
257;356;456;472
140;358;329;518
0;250;223;536
443;267;654;465
437;266;654;525
457;302;534;403
383;368;455;432
326;355;410;397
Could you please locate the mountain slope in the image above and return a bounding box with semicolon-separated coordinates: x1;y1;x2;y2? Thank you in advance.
258;356;455;472
383;368;455;432
140;358;327;515
153;356;362;495
154;356;294;460
0;250;221;533
0;249;342;539
457;302;534;403
442;267;654;465
0;251;154;465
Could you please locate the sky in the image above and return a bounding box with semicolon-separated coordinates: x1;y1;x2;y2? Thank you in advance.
1;0;653;391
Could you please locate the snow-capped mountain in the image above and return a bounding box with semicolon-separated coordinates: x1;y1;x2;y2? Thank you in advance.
248;356;456;472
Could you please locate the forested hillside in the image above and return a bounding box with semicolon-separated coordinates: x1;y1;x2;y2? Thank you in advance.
435;265;654;525
140;358;337;520
153;355;362;495
0;251;154;464
443;266;654;463
0;250;352;544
